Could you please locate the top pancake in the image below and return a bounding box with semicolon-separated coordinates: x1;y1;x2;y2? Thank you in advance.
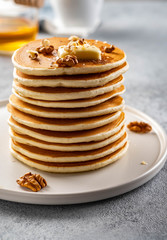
12;37;126;76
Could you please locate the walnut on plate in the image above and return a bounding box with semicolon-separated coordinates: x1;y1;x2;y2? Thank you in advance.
141;161;148;165
16;172;47;192
127;121;152;133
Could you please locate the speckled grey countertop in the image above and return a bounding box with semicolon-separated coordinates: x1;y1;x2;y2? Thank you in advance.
0;1;167;239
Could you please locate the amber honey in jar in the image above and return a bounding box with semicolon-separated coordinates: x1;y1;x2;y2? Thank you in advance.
0;0;38;55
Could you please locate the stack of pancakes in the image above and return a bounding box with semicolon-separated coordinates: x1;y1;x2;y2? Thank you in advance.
8;37;129;173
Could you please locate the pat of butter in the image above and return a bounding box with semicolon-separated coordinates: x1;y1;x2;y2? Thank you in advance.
58;44;101;60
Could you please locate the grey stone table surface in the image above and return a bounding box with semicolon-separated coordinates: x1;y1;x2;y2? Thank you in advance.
0;1;167;239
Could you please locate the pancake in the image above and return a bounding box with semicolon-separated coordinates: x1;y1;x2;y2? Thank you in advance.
9;125;126;151
8;113;125;143
12;85;125;108
12;37;126;76
7;104;122;131
14;62;129;88
9;94;124;119
13;75;124;101
10;142;128;172
11;132;127;162
9;36;129;173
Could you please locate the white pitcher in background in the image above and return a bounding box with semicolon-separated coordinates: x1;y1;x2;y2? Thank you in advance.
49;0;104;37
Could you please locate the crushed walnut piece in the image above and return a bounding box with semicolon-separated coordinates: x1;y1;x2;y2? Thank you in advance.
127;121;152;133
55;55;78;67
68;36;87;46
68;35;80;41
68;37;87;48
67;38;86;50
36;39;54;55
141;161;148;165
100;45;115;53
104;45;115;53
16;172;47;192
27;50;39;60
78;38;85;45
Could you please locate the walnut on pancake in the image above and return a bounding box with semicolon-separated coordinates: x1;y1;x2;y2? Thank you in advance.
68;35;80;41
100;45;116;53
36;39;54;55
127;121;152;133
16;172;47;192
53;55;78;67
27;50;39;60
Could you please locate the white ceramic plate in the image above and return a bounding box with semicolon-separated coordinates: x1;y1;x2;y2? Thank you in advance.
0;105;166;205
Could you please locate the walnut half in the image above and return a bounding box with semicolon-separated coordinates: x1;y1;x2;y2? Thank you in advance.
55;55;78;67
16;172;47;192
127;121;152;133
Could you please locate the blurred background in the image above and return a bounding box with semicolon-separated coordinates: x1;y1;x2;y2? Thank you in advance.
0;0;167;124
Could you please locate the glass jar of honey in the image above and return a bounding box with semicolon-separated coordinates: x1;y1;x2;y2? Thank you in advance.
0;0;39;55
